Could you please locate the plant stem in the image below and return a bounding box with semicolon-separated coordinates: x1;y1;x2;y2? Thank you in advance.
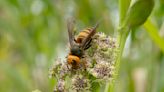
105;27;130;92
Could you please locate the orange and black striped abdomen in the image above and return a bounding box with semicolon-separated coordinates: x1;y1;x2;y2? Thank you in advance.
76;28;92;43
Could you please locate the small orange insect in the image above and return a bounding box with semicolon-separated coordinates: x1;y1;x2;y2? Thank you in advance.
66;20;99;69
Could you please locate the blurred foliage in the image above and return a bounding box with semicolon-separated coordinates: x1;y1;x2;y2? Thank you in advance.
0;0;163;92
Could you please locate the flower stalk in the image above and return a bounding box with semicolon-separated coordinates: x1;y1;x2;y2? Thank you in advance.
105;0;154;91
105;26;130;92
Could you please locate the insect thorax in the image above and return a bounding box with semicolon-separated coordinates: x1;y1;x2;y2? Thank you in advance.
71;45;83;57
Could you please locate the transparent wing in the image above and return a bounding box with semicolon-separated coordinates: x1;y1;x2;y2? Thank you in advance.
67;19;75;47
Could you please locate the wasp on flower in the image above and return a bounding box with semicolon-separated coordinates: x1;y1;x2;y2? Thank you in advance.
49;19;119;92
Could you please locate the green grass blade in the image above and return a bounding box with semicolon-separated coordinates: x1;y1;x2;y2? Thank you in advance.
143;19;164;53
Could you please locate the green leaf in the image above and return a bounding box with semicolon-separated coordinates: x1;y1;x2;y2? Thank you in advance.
143;19;164;53
124;0;154;28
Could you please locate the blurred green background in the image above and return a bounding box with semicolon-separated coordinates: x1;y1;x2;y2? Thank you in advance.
0;0;164;92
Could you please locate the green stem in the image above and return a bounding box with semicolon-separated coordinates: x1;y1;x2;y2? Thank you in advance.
105;27;130;92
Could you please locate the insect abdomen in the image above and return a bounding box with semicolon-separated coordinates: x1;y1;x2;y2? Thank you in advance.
76;28;92;43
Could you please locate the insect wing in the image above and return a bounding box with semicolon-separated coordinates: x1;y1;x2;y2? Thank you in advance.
67;19;75;47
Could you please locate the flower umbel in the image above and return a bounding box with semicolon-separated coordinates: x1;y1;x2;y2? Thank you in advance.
90;61;114;80
72;75;90;92
54;79;66;92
